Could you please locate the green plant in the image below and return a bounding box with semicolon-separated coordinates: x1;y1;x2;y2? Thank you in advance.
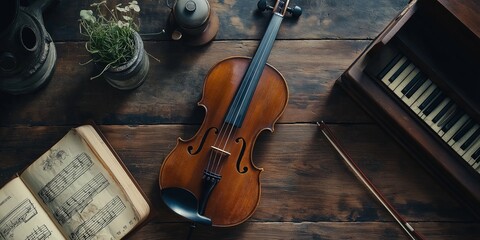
79;0;141;79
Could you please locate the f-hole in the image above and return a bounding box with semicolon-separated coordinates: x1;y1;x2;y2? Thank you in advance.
188;127;217;155
235;138;248;173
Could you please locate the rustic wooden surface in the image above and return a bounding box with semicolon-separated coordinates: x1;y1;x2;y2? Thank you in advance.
1;0;480;239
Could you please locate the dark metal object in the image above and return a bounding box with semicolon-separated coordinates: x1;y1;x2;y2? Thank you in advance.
257;0;302;18
168;0;219;46
0;0;57;95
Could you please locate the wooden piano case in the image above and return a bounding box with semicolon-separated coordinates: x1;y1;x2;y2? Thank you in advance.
338;0;480;214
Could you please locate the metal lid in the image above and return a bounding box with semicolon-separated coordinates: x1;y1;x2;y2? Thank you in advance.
174;0;210;29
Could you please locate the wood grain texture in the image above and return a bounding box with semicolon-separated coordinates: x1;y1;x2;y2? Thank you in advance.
1;0;479;239
133;222;480;240
43;0;409;41
1;124;479;238
0;40;370;125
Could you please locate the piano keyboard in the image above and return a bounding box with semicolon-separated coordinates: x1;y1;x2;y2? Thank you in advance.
377;54;480;173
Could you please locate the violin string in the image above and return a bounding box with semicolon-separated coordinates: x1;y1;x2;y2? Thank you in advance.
206;121;230;173
207;14;282;175
225;16;279;135
212;50;263;174
210;123;233;173
208;82;246;174
208;59;258;173
206;69;247;173
208;107;239;174
214;16;280;174
214;17;281;174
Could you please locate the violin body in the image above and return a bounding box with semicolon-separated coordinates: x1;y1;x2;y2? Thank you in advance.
159;0;301;228
159;57;288;227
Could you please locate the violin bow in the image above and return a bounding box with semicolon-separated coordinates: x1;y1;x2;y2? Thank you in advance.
318;121;426;240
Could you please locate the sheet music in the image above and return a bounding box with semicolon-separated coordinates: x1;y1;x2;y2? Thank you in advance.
26;225;52;240
53;173;110;225
70;196;125;240
0;178;63;240
20;129;139;239
39;152;94;203
0;199;38;239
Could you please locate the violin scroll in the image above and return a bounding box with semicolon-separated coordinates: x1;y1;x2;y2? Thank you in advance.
257;0;302;18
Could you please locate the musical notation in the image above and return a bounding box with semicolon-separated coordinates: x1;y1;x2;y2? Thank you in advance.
0;199;37;239
54;173;110;225
70;196;126;240
25;225;51;240
38;152;93;203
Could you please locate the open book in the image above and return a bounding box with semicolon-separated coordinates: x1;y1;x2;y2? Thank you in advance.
0;125;150;239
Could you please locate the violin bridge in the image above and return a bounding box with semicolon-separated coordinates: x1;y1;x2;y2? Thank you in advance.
211;146;231;157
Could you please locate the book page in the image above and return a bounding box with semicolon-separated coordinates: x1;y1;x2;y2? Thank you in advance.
75;125;149;220
20;129;140;239
0;177;64;240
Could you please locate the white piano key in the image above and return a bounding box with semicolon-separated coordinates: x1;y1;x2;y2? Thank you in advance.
473;147;480;169
412;84;438;116
403;79;432;106
388;64;415;91
452;124;479;154
394;68;420;97
437;104;457;129
442;114;469;140
377;54;480;174
425;98;452;132
381;56;408;85
463;137;480;165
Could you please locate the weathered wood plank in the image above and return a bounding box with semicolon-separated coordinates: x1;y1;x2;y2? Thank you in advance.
132;222;480;240
43;0;409;41
0;40;371;126
0;124;475;224
3;0;478;239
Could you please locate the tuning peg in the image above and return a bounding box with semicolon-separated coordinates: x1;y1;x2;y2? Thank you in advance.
257;0;302;18
288;5;302;18
257;0;273;12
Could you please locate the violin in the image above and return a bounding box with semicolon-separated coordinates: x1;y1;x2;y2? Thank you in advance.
159;0;301;227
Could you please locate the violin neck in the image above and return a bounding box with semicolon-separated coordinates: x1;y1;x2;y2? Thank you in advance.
224;13;284;128
251;14;284;74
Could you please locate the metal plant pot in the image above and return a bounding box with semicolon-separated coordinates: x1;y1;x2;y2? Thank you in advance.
102;31;149;90
0;0;57;95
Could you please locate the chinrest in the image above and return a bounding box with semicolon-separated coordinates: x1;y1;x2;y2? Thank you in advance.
161;187;212;225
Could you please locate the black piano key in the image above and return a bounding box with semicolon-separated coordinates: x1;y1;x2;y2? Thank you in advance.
432;101;454;123
402;72;422;95
406;77;428;99
473;157;480;168
442;109;464;133
452;120;474;142
423;93;445;116
473;156;480;168
461;128;480;151
378;54;402;79
419;88;441;111
388;60;410;83
472;147;480;161
402;72;426;98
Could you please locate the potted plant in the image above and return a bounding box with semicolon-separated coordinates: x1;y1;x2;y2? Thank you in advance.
79;0;149;90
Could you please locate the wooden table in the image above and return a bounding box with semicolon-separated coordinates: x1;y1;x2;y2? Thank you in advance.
1;0;479;239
